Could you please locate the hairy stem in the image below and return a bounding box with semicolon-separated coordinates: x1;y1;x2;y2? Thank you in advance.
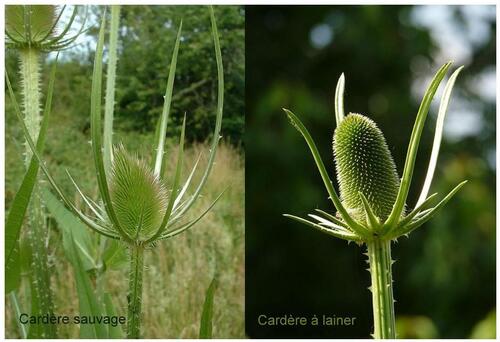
367;239;395;339
127;244;145;339
19;48;56;338
20;48;41;166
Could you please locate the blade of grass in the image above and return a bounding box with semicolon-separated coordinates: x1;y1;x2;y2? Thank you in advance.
9;292;27;338
104;293;124;338
67;231;108;338
199;276;217;338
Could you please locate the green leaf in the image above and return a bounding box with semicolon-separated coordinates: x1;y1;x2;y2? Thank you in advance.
314;209;349;229
148;115;186;243
102;239;128;270
173;153;202;209
104;293;124;338
5;244;20;294
359;192;380;230
42;188;97;271
67;230;108;338
161;188;226;240
283;108;370;238
388;181;467;239
396;193;438;229
199;276;217;338
9;292;28;338
384;62;452;229
416;66;464;206
334;72;345;126
103;5;121;176
154;19;182;176
284;214;361;242
5;55;57;294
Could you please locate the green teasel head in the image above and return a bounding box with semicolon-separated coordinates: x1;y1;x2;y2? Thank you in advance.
6;5;87;52
8;7;225;247
109;145;169;242
333;113;401;225
284;62;467;243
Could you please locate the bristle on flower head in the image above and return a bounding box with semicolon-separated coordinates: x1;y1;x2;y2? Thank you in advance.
333;113;400;224
110;145;168;241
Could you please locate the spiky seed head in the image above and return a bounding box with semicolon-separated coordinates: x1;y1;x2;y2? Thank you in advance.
110;145;168;242
6;5;57;45
333;113;400;224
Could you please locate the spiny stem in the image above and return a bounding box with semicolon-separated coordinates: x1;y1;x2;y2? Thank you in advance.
19;47;56;338
367;239;395;339
20;48;41;166
127;244;145;339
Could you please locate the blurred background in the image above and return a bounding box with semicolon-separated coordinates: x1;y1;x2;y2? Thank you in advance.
5;5;245;338
246;5;495;339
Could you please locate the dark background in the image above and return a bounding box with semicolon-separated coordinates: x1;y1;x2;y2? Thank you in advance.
245;5;495;338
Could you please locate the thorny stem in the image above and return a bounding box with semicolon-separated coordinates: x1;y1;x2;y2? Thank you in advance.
19;48;56;338
20;48;41;166
367;239;395;339
127;244;145;339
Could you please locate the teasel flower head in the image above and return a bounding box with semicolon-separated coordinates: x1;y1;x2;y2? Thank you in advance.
8;7;225;247
108;145;169;242
283;62;467;244
6;5;88;52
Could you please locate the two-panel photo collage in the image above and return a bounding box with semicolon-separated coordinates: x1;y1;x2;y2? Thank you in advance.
2;3;497;340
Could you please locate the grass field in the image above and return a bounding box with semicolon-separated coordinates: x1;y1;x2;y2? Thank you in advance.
5;102;245;338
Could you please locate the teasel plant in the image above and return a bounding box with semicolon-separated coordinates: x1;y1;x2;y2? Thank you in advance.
283;62;466;339
5;5;87;338
7;5;225;339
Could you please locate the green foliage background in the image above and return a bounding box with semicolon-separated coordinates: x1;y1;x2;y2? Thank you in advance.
246;5;495;339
